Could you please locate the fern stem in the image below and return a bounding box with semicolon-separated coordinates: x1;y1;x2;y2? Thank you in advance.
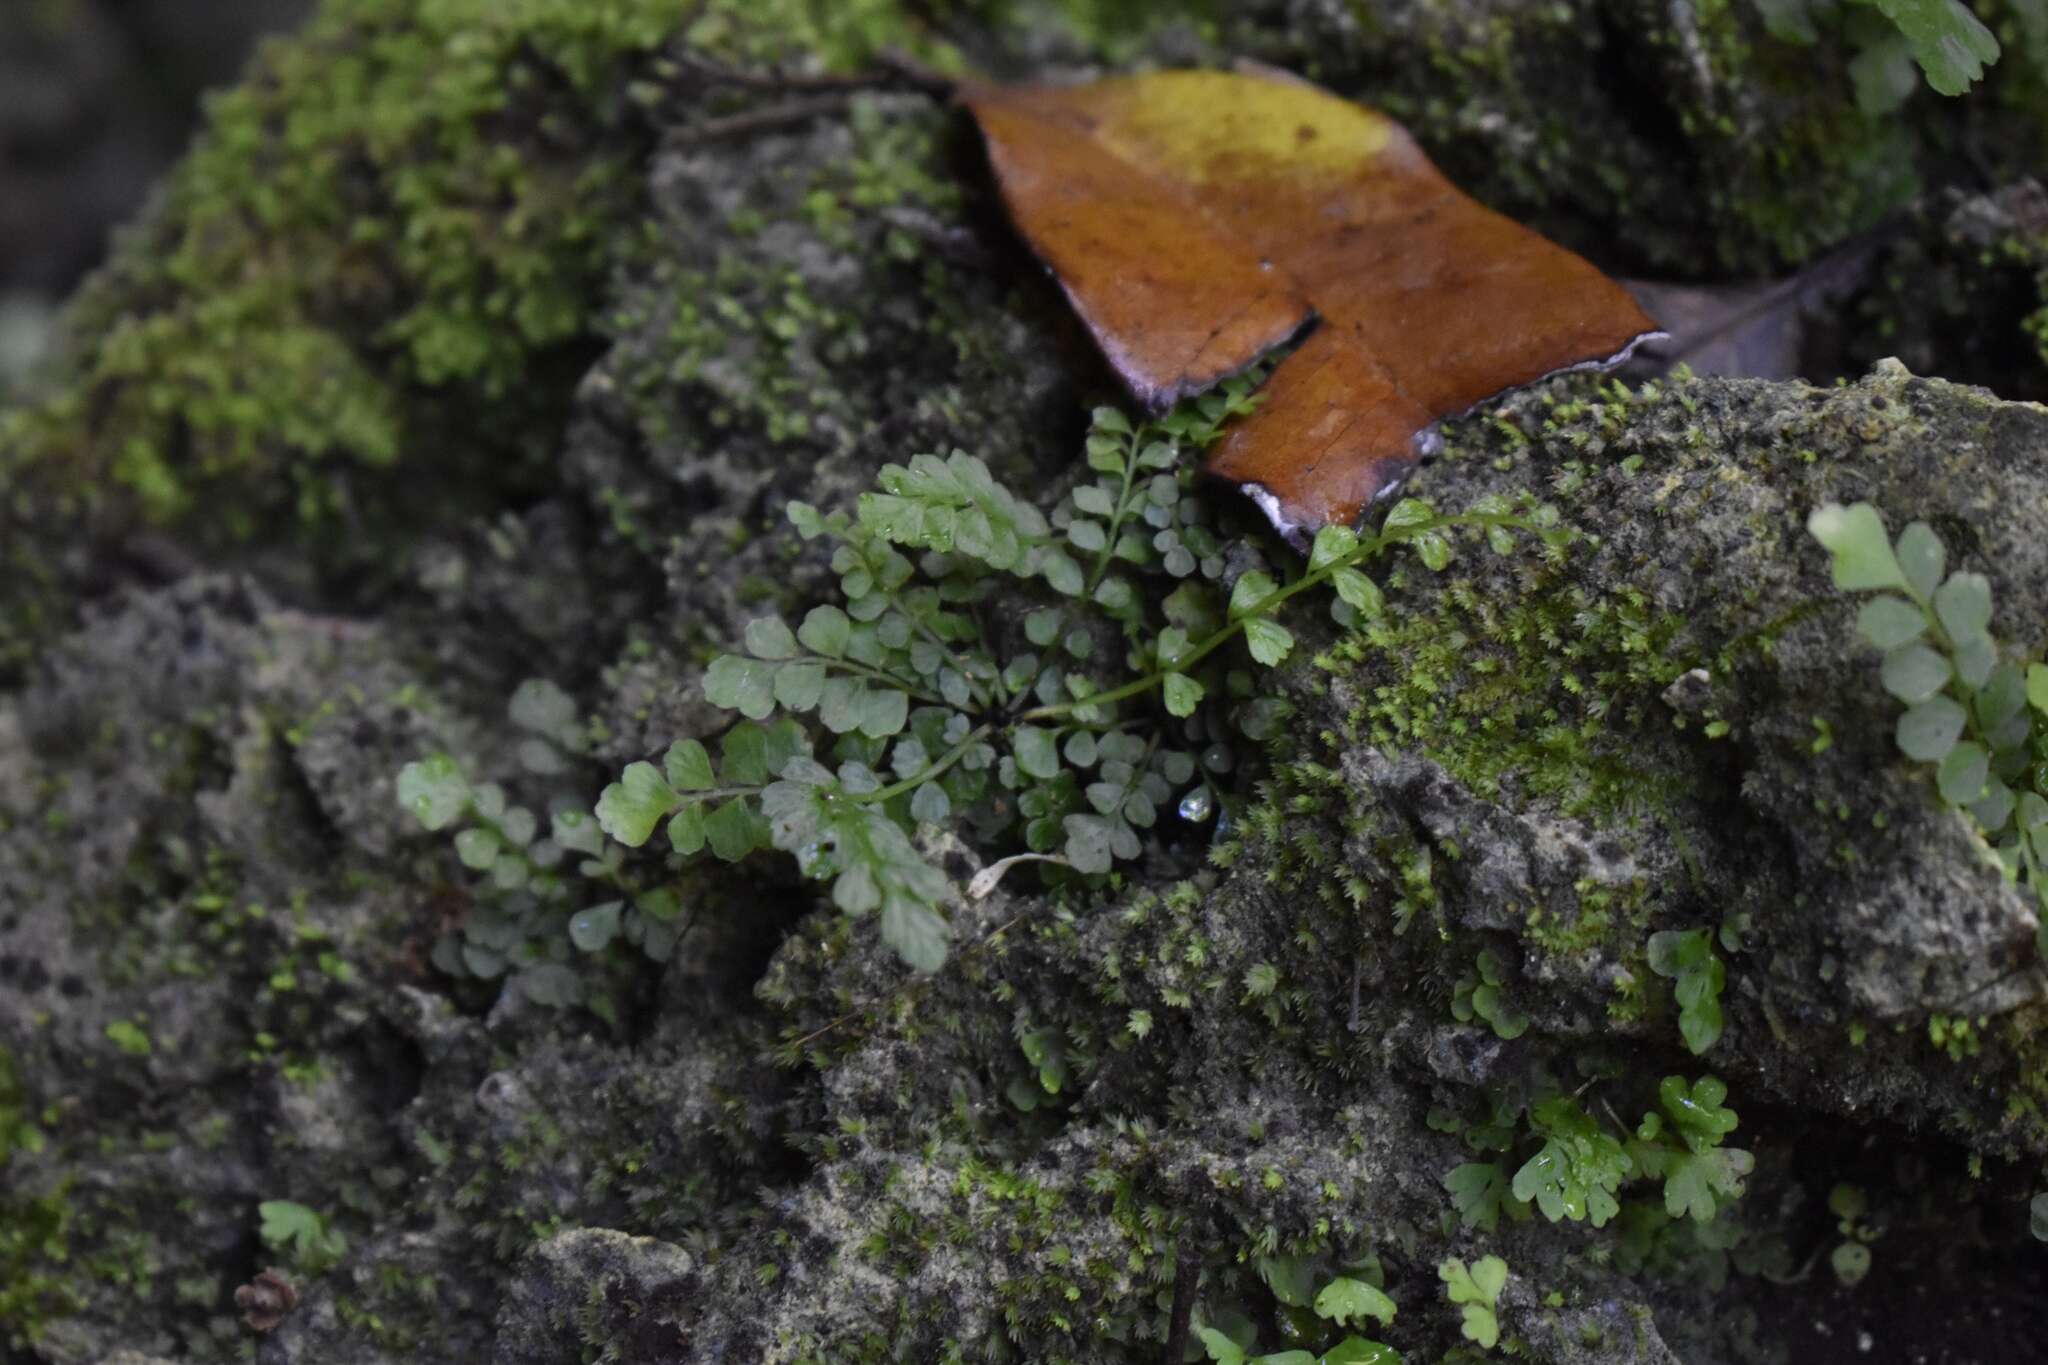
820;656;949;707
1018;510;1544;723
1082;428;1143;598
879;582;994;708
856;723;993;804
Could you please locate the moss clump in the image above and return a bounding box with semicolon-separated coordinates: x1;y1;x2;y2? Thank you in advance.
0;0;948;679
1253;0;2046;277
608;96;968;462
1327;567;1691;821
0;1049;79;1351
9;0;676;514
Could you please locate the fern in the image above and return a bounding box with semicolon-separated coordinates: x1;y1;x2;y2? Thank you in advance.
591;387;1562;970
1809;501;2048;950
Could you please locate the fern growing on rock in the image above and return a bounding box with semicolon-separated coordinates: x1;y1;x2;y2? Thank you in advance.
583;387;1562;971
1809;501;2048;947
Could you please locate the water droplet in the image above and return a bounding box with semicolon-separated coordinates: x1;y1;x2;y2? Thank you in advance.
1200;744;1234;773
1177;786;1214;822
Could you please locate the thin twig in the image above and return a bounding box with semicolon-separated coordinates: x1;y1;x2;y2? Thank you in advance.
874;48;958;99
666;94;860;145
666;41;954;100
658;39;954;147
670;52;897;94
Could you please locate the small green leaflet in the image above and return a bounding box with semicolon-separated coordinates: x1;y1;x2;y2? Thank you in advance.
1808;502;1906;592
595;761;677;846
1440;1256;1506;1350
1313;1276;1396;1328
1870;0;2001;96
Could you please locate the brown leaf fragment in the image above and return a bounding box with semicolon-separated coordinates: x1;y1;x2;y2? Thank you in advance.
235;1267;299;1332
964;83;1315;410
961;69;1662;537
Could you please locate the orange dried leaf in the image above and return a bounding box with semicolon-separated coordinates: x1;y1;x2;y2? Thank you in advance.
961;68;1662;537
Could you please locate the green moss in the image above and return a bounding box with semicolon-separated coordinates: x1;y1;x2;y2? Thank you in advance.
12;0;665;507
737;863;1441;1358
0;1054;89;1348
1326;1;1914;274
1311;0;2048;278
1668;0;1924;268
0;0;951;677
13;2;2048;1353
611;93;972;460
1207;373;1854;1116
1326;574;1690;821
0;1183;80;1351
0;1048;40;1163
3;1152;253;1357
1526;876;1654;958
1237;383;1714;980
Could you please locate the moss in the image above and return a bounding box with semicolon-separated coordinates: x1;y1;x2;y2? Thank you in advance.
0;580;490;1352
1325;573;1691;821
0;0;951;678
0;1049;77;1351
1253;0;2045;279
12;0;660;503
0;1188;80;1353
17;362;2048;1359
14;1;2048;1356
1212;379;1734;1039
17;0;2048;688
611;97;966;459
1658;0;1923;269
1839;181;2048;401
735;868;1456;1361
0;859;380;1349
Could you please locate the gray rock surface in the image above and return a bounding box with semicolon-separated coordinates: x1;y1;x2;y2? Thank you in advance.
5;3;2048;1364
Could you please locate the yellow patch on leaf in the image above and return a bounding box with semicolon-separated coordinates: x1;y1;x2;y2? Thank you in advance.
961;67;1662;537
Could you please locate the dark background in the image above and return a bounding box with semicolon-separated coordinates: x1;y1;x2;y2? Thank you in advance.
0;0;311;381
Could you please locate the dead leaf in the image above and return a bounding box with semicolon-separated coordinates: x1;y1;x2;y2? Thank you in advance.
235;1268;298;1332
961;68;1662;537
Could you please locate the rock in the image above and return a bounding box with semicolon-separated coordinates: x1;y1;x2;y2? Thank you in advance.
7;2;2048;1363
9;0;2048;681
1835;179;2048;401
494;1228;697;1364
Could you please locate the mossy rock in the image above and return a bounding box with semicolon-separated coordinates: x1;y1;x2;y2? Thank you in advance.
1834;179;2048;399
14;366;2048;1361
8;0;2048;680
0;0;959;681
7;0;2048;1361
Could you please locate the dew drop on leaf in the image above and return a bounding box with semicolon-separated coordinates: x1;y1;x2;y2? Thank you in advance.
568;902;621;953
1177;786;1215;822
